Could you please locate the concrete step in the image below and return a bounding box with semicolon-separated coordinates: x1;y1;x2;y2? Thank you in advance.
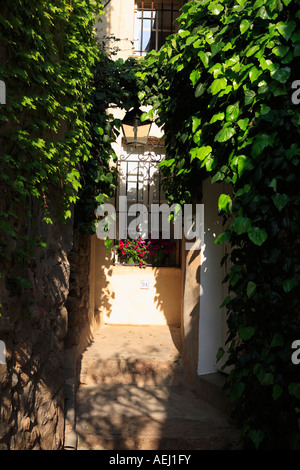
79;357;183;386
75;383;241;450
78;325;183;386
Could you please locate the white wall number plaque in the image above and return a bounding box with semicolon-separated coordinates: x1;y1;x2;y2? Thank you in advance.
140;280;149;289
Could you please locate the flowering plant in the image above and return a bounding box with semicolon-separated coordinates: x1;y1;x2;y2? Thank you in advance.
115;238;151;266
115;235;177;267
147;235;177;266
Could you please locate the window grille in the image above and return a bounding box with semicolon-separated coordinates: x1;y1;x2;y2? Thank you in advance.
114;144;181;267
134;1;183;56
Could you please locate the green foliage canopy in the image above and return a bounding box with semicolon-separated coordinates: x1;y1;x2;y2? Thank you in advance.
0;0;102;223
139;0;300;449
0;1;122;303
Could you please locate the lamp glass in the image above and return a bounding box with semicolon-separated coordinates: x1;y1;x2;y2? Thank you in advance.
122;108;152;146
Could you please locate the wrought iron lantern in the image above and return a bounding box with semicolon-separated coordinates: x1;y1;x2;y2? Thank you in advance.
121;106;152;146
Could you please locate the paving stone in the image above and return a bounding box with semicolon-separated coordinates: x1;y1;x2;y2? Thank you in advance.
74;325;242;450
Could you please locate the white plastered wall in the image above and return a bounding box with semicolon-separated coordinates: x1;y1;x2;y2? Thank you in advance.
198;179;229;375
96;0;135;60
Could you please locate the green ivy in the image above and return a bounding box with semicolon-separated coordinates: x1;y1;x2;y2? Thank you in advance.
139;0;300;449
0;0;145;314
0;1;122;310
0;0;103;247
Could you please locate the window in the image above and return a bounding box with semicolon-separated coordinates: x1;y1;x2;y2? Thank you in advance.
114;143;181;267
134;1;183;56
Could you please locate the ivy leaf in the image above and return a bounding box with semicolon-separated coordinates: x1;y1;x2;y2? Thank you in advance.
272;193;290;212
208;2;224;15
244;89;256;105
237;155;254;176
246;281;257;298
215;126;235;142
248;429;265;450
190;69;201;86
159;158;175;168
215;231;231;244
104;237;113;251
272;45;290;58
246;45;259;57
238;326;255;340
268;178;277;192
211;170;225;183
210;77;227;95
64;210;72;219
253;0;266;9
249;66;262;83
230;265;243;287
226;103;239;122
218;194;232;214
210;112;225;123
248;227;268;246
276;21;296;41
198;51;210;68
251;133;275;158
261;373;274;386
283;278;297;293
272;384;283;401
229;382;245;402
230;216;252;235
257;6;271;20
220;295;231;308
216;347;225;362
288;383;300;400
253;364;274;386
192;116;201;133
237;118;249;130
240;19;250;34
195;82;206;97
190;145;212;162
270;333;284;348
271;67;291;84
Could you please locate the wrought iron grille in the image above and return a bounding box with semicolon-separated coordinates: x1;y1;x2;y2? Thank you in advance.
114;144;181;267
134;1;183;56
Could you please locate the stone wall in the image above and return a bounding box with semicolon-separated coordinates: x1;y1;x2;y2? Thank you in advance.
0;5;98;449
0;190;79;450
65;232;97;358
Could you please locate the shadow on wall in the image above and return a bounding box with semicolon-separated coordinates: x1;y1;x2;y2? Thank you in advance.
94;241;114;323
153;266;182;328
95;0;135;60
94;234;182;326
0;187;74;449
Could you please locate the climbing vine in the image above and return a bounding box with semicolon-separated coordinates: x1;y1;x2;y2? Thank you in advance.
0;1;144;310
0;1;116;293
0;0;102;221
139;0;300;449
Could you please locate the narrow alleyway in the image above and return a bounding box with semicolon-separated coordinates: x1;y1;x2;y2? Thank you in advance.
65;325;241;450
